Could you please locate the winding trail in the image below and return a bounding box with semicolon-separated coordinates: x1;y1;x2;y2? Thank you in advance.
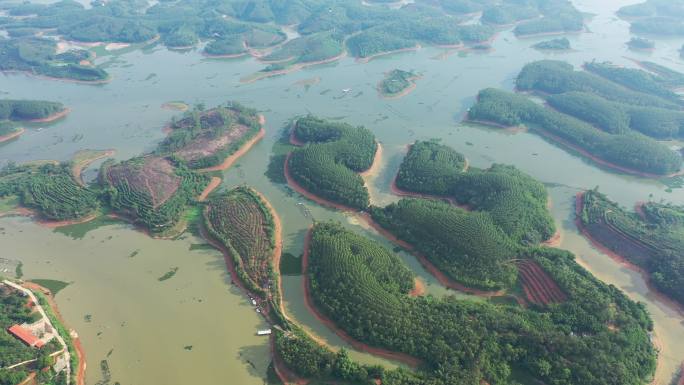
197;177;222;202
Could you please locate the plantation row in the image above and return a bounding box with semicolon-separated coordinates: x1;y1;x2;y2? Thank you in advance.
288;116;377;210
370;198;519;291
469;88;682;175
396;140;555;245
290;222;656;385
0;163;98;220
104;157;209;232
204;187;275;297
517;60;684;139
517;260;567;305
579;189;684;306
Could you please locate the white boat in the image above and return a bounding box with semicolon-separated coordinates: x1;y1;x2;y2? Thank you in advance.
257;329;272;336
251;299;257;306
342;88;351;93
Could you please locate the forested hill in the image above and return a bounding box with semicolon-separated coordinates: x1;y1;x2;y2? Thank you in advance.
284;221;657;385
395;140;555;245
287;115;377;210
0;0;583;63
579;189;684;306
0;100;65;121
618;0;684;36
0;163;99;221
468;86;683;176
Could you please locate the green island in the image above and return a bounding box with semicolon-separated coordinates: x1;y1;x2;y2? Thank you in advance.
378;69;420;98
0;280;76;385
203;187;277;301
0;162;99;221
618;0;684;36
394;140;555;245
0;100;66;122
467;60;684;176
0;38;108;82
531;37;571;50
1;100;67;142
578;189;684;307
468;88;682;176
627;37;655;51
0;101;265;235
158;102;263;170
286;115;377;210
379;141;555;289
282;220;656;385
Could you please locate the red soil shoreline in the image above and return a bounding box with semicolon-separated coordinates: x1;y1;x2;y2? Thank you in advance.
197;177;222;202
474;117;684;178
71;149;116;186
574;192;684;318
0;127;25;143
4;206;98;229
28;108;71;123
357;213;504;297
198;122;266;172
356;45;421;64
378;76;421;100
22;282;86;385
408;278;426;297
241;52;347;84
301;227;423;368
2;69;112;85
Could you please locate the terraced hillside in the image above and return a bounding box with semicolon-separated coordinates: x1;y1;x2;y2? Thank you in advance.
104;156;208;232
0;162;98;221
204;187;276;298
578;189;684;306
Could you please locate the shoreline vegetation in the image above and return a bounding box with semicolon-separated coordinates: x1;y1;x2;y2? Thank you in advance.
466;60;684;177
0;127;25;144
1;280;86;385
575;190;684;315
0;102;265;237
21;281;87;385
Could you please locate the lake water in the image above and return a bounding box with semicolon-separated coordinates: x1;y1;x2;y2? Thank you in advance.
1;0;684;383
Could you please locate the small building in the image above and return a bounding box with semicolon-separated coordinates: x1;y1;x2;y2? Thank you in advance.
256;329;272;336
8;324;45;348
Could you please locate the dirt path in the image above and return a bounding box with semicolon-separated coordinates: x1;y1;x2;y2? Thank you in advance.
28;108;71;123
71;149;115;186
301;227;423;368
22;282;87;385
0;127;25;144
198;126;265;172
197;177;222;202
7;281;79;385
408;278;426;297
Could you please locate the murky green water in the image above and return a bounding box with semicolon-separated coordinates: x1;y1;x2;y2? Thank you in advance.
2;0;684;383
